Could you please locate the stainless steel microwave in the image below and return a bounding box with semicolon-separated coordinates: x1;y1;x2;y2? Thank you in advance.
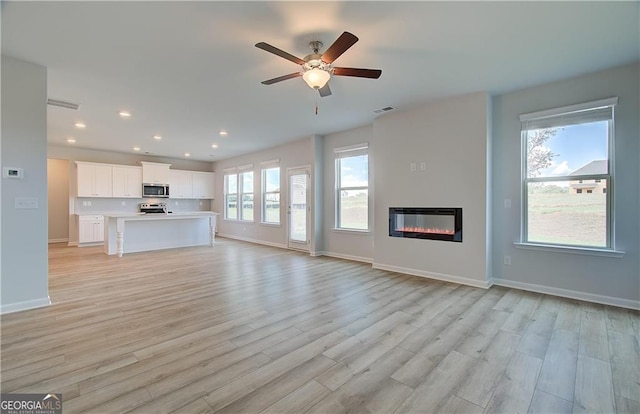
142;183;169;198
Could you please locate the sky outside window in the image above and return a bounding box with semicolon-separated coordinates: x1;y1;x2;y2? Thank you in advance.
534;121;608;178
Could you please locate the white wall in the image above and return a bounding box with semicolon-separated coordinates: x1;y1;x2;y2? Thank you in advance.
372;92;492;288
1;56;50;313
213;137;315;249
47;159;70;242
492;63;640;308
321;125;374;262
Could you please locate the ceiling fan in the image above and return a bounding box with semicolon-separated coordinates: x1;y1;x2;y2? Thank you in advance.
255;31;382;97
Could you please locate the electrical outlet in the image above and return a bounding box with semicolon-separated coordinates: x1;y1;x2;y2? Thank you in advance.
410;163;416;172
87;201;92;206
199;201;203;206
420;162;426;171
504;255;512;265
82;201;88;207
121;201;126;206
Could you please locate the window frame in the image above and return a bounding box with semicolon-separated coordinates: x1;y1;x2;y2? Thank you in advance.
223;170;238;220
334;143;369;231
238;166;254;222
520;97;617;250
261;164;281;225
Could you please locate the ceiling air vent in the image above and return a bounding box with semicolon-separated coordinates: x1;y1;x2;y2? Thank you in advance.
373;106;395;114
47;98;80;110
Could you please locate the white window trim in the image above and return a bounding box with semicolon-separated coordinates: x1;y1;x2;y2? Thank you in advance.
335;144;369;231
520;97;617;252
223;172;238;221
239;169;254;222
519;97;618;122
261;165;280;225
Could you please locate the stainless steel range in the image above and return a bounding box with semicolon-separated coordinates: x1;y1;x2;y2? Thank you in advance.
139;202;172;214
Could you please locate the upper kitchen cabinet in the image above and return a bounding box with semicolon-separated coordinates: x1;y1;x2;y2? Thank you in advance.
76;161;112;197
141;162;171;184
192;172;215;199
169;169;193;199
113;166;142;198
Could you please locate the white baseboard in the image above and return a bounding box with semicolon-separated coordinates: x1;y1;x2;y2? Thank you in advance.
67;241;78;247
217;234;287;250
492;278;640;311
1;296;51;314
314;251;373;264
373;262;492;289
48;238;69;244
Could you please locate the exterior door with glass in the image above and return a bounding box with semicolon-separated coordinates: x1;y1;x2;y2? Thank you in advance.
287;167;310;251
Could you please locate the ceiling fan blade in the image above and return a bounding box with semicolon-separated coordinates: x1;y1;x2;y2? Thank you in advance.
333;67;382;79
255;42;305;65
318;83;332;97
321;32;359;64
261;72;302;85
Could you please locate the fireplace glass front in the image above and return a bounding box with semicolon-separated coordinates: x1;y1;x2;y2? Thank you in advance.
389;207;462;242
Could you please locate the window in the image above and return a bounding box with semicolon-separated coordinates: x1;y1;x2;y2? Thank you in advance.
335;143;369;230
262;166;280;224
520;97;616;249
224;171;238;220
239;168;254;221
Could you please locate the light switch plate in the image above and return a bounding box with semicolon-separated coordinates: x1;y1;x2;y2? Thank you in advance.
15;197;38;209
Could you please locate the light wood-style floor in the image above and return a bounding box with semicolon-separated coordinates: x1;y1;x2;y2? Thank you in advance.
1;239;639;413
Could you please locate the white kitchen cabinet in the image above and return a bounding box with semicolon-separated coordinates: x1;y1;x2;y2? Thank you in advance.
169;169;193;199
113;166;142;198
78;215;104;243
192;172;215;199
76;162;113;197
141;162;171;184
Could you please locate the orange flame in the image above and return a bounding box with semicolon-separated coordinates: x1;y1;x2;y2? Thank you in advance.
396;226;454;235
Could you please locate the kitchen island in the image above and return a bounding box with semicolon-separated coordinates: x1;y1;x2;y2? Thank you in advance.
103;212;218;257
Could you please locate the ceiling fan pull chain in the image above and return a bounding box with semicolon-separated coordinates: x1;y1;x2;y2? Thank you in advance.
315;98;319;115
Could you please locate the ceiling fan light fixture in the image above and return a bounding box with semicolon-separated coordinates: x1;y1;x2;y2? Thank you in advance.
303;68;330;89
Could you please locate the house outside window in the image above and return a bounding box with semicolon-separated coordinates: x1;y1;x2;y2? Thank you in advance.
239;167;254;221
520;97;616;249
335;143;369;230
224;171;238;220
261;165;280;224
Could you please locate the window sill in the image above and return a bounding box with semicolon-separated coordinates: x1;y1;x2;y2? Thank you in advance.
514;242;625;258
332;228;371;235
260;222;281;227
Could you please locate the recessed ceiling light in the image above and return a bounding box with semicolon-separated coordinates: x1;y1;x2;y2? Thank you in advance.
211;144;218;149
184;153;191;157
119;111;131;118
133;146;141;151
74;122;86;128
153;135;162;140
66;138;76;143
219;131;228;136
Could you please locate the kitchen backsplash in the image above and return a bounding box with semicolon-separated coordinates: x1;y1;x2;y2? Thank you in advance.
74;198;212;214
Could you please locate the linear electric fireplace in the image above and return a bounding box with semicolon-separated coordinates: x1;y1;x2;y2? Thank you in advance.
389;207;462;242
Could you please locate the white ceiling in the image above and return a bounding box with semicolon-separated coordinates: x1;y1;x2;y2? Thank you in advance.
2;1;638;162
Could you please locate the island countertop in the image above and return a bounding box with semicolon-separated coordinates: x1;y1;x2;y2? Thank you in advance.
103;211;219;219
104;212;219;256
